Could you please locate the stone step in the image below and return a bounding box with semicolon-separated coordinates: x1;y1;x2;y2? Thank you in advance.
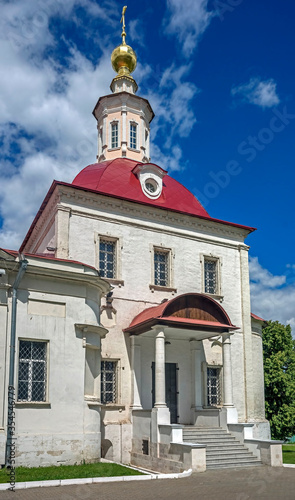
206;461;262;470
205;445;247;452
206;450;256;458
184;427;227;431
183;431;229;436
184;436;238;443
183;430;233;435
182;426;264;470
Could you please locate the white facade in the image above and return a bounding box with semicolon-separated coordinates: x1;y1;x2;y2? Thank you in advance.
0;34;275;470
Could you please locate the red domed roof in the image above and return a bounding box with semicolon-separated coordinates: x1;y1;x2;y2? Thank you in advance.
72;158;210;217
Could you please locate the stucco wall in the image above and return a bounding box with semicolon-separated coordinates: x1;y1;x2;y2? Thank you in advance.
2;267;106;467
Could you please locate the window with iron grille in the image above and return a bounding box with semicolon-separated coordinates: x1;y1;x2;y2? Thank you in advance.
207;367;221;406
17;340;47;402
154;250;169;287
111;122;118;149
204;258;218;294
130;123;137;149
101;361;117;404
99;239;116;279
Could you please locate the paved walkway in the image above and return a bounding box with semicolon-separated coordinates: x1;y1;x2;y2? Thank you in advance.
0;466;294;500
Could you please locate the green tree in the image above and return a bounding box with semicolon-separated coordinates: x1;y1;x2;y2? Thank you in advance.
263;320;295;440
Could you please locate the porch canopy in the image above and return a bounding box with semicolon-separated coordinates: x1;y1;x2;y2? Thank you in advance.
125;293;238;412
124;292;238;338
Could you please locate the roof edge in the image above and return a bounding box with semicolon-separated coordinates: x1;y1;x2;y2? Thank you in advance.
20;178;256;252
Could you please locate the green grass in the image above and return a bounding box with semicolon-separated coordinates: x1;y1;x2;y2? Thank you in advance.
282;444;295;464
0;462;143;484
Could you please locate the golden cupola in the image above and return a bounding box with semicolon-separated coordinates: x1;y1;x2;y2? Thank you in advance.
110;6;138;94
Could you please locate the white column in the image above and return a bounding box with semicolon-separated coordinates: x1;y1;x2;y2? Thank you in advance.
154;329;167;408
222;333;234;407
190;340;203;410
121;108;127;156
140;116;145;155
130;335;142;409
146;128;150;161
102;112;107;149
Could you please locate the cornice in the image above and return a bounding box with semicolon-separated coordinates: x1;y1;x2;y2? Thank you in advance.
23;264;110;294
57;187;249;248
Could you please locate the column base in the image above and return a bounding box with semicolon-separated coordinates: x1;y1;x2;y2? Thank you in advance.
151;407;170;444
130;405;143;410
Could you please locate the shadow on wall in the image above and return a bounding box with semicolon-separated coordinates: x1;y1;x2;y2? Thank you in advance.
101;439;113;459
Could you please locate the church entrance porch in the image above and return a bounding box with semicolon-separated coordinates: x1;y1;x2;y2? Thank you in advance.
125;293;242;472
125;293;239;427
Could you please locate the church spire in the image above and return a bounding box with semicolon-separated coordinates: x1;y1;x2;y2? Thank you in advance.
93;5;154;163
110;6;138;94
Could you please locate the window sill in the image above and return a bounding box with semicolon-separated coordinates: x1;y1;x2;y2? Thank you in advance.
127;147;140;153
203;293;224;302
103;278;124;287
107;147;121;152
101;404;125;410
149;284;177;294
84;397;102;407
15;402;51;408
202;405;223;410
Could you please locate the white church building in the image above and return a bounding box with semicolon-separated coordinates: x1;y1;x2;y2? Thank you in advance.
0;13;282;472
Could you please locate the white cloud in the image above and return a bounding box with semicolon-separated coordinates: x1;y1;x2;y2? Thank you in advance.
143;63;199;159
164;0;214;57
129;19;145;47
231;77;280;109
0;1;200;248
249;256;295;337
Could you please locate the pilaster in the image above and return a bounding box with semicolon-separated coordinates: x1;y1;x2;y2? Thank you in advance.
239;245;255;420
55;206;71;259
130;335;142;409
190;340;203;410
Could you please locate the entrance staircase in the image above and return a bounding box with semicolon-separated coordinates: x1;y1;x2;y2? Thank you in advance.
183;427;262;469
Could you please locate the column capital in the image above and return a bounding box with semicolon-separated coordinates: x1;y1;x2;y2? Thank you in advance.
222;332;234;343
151;325;166;338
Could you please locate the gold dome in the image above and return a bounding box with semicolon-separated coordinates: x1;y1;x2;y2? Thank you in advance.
111;43;137;76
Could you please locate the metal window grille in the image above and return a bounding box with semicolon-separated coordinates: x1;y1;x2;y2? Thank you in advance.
207;367;221;406
111;123;118;149
130;123;137;149
204;259;218;294
99;239;116;279
101;361;117;404
17;340;47;402
154;250;169;286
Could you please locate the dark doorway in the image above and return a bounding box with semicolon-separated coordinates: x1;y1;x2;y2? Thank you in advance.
152;362;178;423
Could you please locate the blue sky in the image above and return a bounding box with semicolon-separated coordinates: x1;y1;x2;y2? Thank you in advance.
0;0;294;333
